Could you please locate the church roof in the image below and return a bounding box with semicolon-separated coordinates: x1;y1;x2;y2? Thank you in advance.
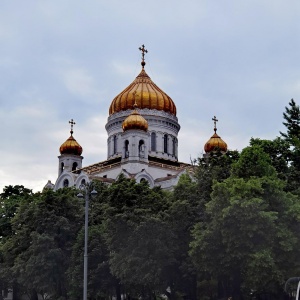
122;104;148;132
204;133;228;153
75;156;190;176
204;116;227;153
59;119;83;156
109;45;176;116
60;135;83;155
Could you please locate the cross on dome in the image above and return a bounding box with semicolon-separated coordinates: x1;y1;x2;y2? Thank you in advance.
139;44;148;68
69;119;76;135
212;116;218;133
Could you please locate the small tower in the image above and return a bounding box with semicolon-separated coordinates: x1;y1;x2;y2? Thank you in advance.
204;116;227;156
121;100;149;165
58;119;83;177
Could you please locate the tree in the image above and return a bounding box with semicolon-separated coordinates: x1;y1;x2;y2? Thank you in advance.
280;98;300;145
195;150;240;209
68;224;115;300
190;145;300;299
0;185;33;300
0;185;33;240
102;175;175;299
1;188;83;299
249;137;291;181
109;217;177;299
279;99;300;193
68;176;173;299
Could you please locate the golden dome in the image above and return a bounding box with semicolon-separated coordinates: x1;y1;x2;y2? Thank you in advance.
109;68;177;116
122;107;148;132
59;119;83;155
204;133;228;153
60;135;83;155
204;116;227;153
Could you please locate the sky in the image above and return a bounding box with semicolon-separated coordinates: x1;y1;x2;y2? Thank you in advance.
0;1;300;192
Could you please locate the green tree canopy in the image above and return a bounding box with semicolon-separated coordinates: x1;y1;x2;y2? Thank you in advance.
280;98;300;145
1;188;83;300
190;145;300;299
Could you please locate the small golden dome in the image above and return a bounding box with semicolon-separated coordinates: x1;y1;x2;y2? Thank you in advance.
204;133;227;153
109;68;177;116
204;116;227;153
60;135;83;155
59;119;83;155
122;107;148;132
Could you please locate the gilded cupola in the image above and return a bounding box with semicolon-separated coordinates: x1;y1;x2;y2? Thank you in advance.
204;116;227;153
109;45;177;116
122;102;148;132
59;119;83;156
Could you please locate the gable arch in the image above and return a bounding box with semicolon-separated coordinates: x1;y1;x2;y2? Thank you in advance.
55;173;75;190
135;172;154;188
75;173;90;188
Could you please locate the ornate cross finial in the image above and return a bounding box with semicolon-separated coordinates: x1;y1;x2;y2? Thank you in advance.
212;116;218;133
139;44;148;68
69;119;76;135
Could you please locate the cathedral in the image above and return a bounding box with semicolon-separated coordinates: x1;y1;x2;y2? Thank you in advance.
45;45;227;191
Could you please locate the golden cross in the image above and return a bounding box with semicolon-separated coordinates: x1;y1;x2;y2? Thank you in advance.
139;44;148;68
69;119;76;135
212;116;218;133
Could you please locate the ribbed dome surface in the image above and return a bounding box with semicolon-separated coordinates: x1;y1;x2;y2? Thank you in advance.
122;109;148;132
204;133;227;153
109;68;176;116
60;135;83;155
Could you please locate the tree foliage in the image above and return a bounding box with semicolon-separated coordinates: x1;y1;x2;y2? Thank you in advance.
190;145;300;299
280;98;300;144
1;188;83;300
280;99;300;194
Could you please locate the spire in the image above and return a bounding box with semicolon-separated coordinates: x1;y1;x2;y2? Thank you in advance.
139;44;148;68
69;119;76;136
212;116;218;133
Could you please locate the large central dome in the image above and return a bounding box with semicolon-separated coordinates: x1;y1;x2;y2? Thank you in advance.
109;68;177;116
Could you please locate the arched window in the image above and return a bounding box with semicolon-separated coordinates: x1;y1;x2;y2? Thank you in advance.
72;162;78;171
113;135;117;154
140;178;148;184
125;140;129;158
81;179;86;185
151;132;156;151
63;179;69;187
172;138;176;156
60;162;64;174
164;134;168;153
139;140;145;158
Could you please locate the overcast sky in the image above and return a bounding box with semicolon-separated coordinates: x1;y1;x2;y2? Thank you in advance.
0;1;299;192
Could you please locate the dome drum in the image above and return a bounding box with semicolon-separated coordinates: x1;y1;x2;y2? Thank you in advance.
106;109;180;136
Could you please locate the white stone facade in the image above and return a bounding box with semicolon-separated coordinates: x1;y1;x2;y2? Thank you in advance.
50;66;191;191
52;106;189;190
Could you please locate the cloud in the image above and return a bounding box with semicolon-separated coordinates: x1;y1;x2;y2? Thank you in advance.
111;61;137;78
0;0;299;194
62;68;100;99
